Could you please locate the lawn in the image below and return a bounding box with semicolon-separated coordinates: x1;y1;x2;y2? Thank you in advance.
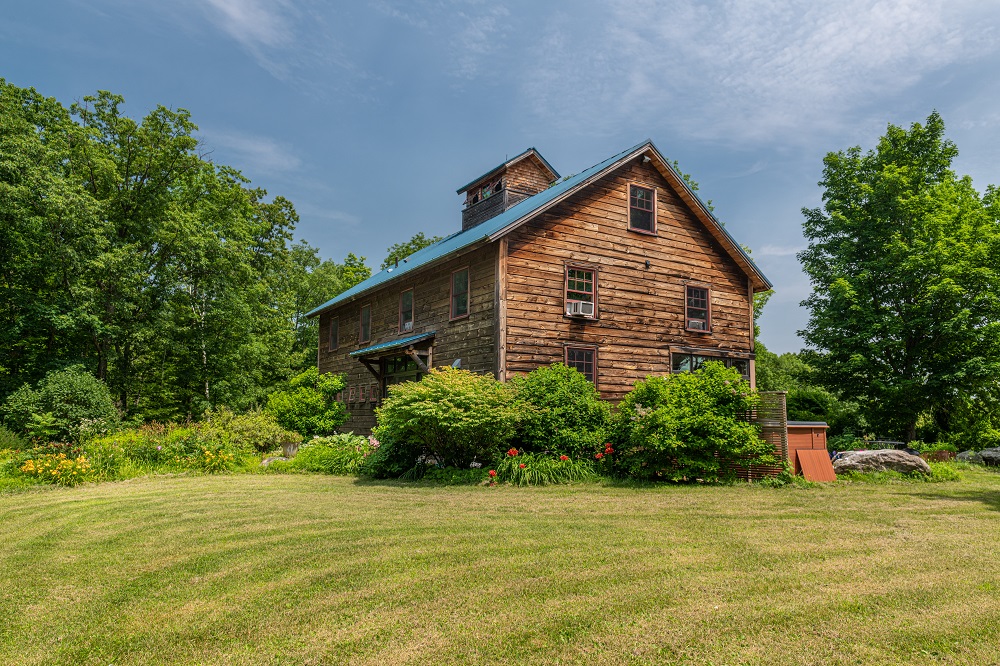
2;471;999;665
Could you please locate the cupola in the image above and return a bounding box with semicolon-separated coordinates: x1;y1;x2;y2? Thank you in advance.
456;148;559;231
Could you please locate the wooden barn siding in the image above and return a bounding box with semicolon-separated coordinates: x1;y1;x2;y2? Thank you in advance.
317;243;498;434
506;158;554;194
504;157;754;401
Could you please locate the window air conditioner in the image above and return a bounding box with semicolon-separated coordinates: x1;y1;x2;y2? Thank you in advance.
403;321;413;332
567;301;595;317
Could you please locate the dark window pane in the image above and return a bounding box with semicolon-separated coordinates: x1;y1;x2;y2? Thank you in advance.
629;185;654;231
566;268;595;304
400;290;413;329
686;286;710;330
452;269;469;318
672;353;691;373
566;347;596;383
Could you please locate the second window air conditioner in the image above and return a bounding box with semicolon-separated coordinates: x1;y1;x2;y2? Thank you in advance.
566;301;595;317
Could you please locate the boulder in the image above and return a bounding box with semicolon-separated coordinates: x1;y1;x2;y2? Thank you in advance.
980;448;1000;467
832;449;931;475
957;450;984;465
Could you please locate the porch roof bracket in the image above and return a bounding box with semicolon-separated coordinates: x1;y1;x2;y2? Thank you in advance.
405;347;430;373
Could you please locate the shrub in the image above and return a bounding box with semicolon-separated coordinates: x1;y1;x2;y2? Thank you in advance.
361;437;421;479
266;367;347;438
289;434;373;475
203;407;302;454
490;449;596;486
373;368;520;469
1;366;119;441
609;362;771;482
19;453;94;486
0;426;28;451
511;363;610;458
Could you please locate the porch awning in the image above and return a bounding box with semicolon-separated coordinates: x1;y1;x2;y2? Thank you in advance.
348;331;436;358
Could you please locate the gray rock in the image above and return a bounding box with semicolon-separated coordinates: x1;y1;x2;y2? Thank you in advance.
832;449;931;475
957;450;984;464
980;448;1000;467
261;456;289;467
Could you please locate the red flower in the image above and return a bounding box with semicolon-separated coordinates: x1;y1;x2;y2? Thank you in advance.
559;455;569;461
595;453;603;459
488;469;497;477
519;463;526;469
507;448;519;457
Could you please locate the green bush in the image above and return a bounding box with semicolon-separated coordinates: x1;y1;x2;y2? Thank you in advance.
373;368;520;468
0;426;28;451
490;450;596;486
361;437;421;479
203;407;301;454
609;362;771;482
1;366;119;442
265;367;347;438
289;434;372;475
511;363;610;458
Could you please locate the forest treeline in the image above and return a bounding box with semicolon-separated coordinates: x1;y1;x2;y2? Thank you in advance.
0;80;370;420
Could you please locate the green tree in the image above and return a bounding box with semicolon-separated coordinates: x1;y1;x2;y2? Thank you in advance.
265;366;347;438
799;112;1000;441
380;232;442;270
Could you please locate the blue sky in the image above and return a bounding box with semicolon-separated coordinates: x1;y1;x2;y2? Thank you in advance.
3;0;999;352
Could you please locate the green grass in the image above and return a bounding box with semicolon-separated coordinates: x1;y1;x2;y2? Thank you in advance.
2;470;1000;665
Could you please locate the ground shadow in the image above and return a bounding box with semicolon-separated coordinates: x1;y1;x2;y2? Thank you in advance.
908;488;1000;513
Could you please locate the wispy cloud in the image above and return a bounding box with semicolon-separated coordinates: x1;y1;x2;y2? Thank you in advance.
200;129;301;174
756;244;805;257
521;0;999;144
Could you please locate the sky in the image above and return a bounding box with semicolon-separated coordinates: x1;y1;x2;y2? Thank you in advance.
3;0;999;353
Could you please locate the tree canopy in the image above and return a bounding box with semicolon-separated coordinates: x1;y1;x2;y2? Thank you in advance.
380;232;442;270
799;112;1000;441
0;80;368;420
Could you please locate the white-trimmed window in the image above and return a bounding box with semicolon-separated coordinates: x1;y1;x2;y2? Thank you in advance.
629;184;655;233
451;268;470;320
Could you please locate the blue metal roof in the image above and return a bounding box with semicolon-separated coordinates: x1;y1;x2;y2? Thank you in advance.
349;331;436;357
306;140;771;318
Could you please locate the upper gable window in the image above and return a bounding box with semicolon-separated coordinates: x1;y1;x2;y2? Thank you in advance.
685;285;711;332
359;303;371;344
629;184;655;233
565;266;596;318
329;317;339;351
399;289;414;333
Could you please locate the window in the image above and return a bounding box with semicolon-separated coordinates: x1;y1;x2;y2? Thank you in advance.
565;266;596;317
329;317;339;350
565;346;597;385
359;304;371;344
451;268;469;320
359;384;368;403
629;184;655;233
348;385;356;403
672;353;751;381
685;285;710;332
369;382;380;406
399;289;414;332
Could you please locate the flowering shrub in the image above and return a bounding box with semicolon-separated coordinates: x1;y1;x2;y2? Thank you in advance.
20;453;93;486
491;451;595;486
609;362;772;482
199;446;234;474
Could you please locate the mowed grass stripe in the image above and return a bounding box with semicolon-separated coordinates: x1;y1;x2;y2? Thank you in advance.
1;472;999;665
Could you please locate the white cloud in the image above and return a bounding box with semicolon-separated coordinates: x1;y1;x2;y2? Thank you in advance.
521;0;999;144
755;244;805;257
200;129;301;174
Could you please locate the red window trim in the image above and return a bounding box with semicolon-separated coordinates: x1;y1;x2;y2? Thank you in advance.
370;382;380;405
329;316;339;351
564;345;599;388
398;288;414;333
348;385;356;403
564;264;599;319
449;266;471;321
684;284;712;333
359;302;372;344
628;182;657;235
